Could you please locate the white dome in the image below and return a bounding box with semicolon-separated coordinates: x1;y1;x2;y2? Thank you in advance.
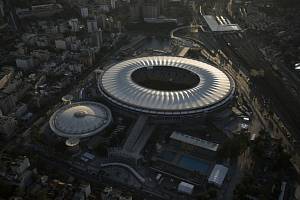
50;101;112;138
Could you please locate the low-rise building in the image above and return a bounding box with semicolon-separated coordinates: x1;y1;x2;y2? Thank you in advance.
0;115;17;139
16;56;34;70
0;155;32;189
101;187;132;200
208;164;228;187
55;39;67;50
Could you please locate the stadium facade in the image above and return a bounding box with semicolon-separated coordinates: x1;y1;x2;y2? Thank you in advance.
98;56;235;120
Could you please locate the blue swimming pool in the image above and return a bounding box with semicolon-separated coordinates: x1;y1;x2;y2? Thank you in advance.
159;151;176;162
177;155;210;174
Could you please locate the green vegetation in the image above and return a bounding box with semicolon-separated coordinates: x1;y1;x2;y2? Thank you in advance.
95;144;107;156
251;130;291;172
0;182;15;199
234;129;294;199
218;135;248;159
233;174;278;200
197;187;218;200
274;0;300;8
31;125;44;144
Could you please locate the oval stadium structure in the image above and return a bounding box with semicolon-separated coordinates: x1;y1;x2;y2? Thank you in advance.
98;56;235;118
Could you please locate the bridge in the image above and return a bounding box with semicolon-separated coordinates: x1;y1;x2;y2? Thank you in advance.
170;25;207;49
100;162;146;183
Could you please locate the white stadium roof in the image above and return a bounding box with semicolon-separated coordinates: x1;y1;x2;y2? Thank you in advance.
49;101;112;138
98;56;235;116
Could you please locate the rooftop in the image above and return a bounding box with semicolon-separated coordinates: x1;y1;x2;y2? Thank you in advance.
49;101;112;138
170;131;219;151
98;56;235;116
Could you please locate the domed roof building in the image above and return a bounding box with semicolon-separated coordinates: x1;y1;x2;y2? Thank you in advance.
49;101;112;138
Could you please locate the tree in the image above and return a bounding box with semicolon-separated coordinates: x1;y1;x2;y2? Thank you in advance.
218;135;248;159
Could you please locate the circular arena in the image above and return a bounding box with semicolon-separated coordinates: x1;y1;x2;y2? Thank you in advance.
98;56;235;117
49;101;112;138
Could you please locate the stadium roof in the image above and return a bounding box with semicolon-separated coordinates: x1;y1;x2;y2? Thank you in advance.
98;56;235;115
49;101;112;138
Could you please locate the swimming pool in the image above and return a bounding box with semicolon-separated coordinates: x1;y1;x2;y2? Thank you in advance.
177;155;210;174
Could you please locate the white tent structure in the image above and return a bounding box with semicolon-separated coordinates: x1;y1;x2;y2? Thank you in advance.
208;164;228;187
177;181;194;195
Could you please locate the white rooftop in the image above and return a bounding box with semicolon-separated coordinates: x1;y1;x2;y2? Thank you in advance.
208;164;228;187
170;131;219;151
178;181;194;195
203;15;241;32
50;101;112;138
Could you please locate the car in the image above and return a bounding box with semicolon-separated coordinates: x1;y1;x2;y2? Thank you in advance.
240;115;250;121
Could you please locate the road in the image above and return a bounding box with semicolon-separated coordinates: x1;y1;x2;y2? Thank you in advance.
210;0;300;151
217;31;300;150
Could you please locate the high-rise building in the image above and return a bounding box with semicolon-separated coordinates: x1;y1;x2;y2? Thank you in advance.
90;28;103;49
87;18;98;33
116;21;122;33
68;18;79;32
97;14;107;30
0;0;4;17
159;0;167;11
111;0;117;9
142;0;160;19
80;7;89;18
129;2;141;22
98;28;103;45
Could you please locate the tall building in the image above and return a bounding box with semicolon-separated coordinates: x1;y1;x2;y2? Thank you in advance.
111;0;117;9
87;18;98;33
116;21;121;33
90;28;103;49
159;0;168;11
129;3;140;22
142;0;160;19
0;0;4;17
97;14;107;30
98;28;103;45
68;18;79;32
80;7;89;18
